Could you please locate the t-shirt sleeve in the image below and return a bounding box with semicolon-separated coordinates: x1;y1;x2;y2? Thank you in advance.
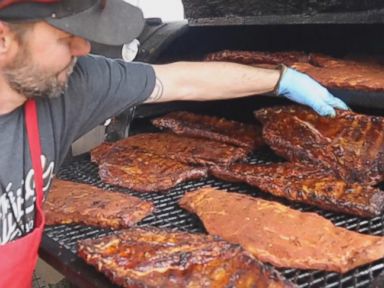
48;54;156;142
39;55;156;169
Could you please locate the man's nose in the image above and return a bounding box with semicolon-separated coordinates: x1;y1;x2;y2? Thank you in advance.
70;36;91;56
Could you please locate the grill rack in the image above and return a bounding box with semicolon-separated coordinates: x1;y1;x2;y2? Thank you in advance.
45;147;384;288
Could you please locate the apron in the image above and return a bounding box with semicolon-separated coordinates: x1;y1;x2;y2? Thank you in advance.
0;99;45;288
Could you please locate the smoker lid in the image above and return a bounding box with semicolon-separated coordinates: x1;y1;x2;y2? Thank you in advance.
182;0;384;25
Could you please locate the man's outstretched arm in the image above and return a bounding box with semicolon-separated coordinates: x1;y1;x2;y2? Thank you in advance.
146;61;349;117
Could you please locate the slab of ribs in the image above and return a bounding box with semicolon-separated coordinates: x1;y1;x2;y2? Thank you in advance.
77;227;295;288
95;145;207;192
254;105;384;185
179;187;384;273
90;132;248;192
44;179;154;229
210;162;384;217
205;50;384;92
110;132;249;166
151;111;264;150
92;132;248;168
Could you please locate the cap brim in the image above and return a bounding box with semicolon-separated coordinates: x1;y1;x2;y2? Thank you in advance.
46;0;145;46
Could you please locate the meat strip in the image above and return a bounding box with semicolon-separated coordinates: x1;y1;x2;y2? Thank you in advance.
255;105;384;185
98;146;207;192
90;142;114;164
205;50;309;66
205;50;384;92
94;132;248;167
210;162;384;217
78;227;295;288
152;111;263;150
179;187;384;273
44;179;154;229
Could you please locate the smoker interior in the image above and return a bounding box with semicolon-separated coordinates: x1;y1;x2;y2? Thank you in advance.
40;23;384;287
156;25;384;61
134;23;384;115
40;96;384;288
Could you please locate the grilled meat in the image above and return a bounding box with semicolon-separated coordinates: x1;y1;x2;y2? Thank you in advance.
78;227;295;288
151;111;264;150
44;179;154;229
206;50;384;92
179;187;384;273
210;162;384;217
254;105;384;185
98;146;207;192
95;132;248;167
90;142;114;164
291;55;384;92
205;50;309;66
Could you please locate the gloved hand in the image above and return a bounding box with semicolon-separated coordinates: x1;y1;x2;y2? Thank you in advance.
275;66;349;117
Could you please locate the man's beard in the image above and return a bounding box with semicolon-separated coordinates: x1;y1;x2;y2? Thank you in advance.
3;48;77;99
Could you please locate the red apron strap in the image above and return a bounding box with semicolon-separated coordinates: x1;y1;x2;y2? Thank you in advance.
25;99;44;206
0;99;45;288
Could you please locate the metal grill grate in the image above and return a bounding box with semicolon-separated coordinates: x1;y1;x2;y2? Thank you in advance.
46;147;384;288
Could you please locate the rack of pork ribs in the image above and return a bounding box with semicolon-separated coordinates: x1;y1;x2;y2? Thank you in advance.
211;105;384;218
205;50;384;92
90;113;262;192
179;187;384;273
77;227;295;288
44;179;154;229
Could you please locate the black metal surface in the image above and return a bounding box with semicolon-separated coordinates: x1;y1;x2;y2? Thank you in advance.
182;0;384;25
40;145;384;288
187;10;384;26
140;24;384;62
89;18;184;61
183;0;384;17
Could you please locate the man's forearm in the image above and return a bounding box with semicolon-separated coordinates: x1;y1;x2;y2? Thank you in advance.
146;60;349;117
146;61;280;103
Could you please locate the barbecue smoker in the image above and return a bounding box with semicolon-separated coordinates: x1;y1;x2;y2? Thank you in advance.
40;1;384;287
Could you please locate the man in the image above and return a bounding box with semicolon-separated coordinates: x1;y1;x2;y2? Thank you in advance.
0;0;348;287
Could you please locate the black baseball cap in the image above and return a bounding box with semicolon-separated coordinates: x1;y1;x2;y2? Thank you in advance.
0;0;145;45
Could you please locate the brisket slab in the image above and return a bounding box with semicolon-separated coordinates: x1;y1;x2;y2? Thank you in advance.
152;111;263;150
205;50;384;92
210;162;384;217
179;187;384;273
98;146;207;192
254;105;384;185
78;227;294;288
44;179;154;229
98;132;248;167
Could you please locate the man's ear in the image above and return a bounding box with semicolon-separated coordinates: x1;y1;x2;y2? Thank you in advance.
0;21;12;55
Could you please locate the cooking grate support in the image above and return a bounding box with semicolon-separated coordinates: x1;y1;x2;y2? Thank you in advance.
43;148;384;288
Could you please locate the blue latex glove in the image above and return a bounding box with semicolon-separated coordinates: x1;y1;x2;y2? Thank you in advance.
276;66;349;117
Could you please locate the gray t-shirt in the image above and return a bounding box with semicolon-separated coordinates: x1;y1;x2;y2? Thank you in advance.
0;54;156;244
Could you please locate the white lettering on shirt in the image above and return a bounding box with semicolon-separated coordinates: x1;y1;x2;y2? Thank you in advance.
0;155;54;244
